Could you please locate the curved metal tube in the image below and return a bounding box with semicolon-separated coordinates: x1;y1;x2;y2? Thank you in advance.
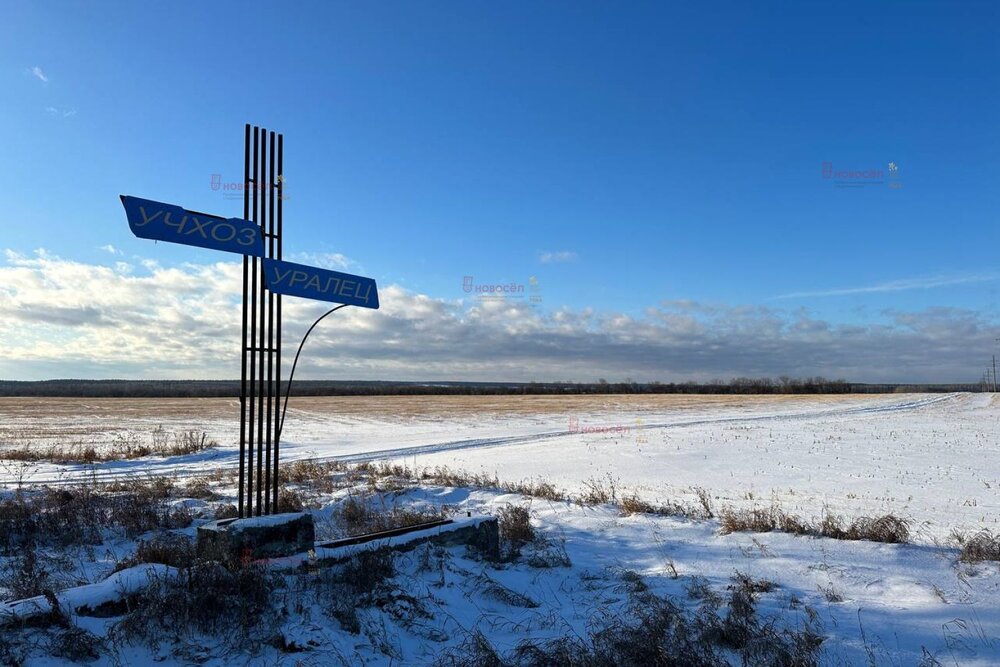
278;303;350;439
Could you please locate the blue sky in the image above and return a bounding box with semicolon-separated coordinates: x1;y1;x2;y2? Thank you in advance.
2;1;998;382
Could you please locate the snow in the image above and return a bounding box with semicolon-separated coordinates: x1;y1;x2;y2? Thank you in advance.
204;511;306;531
0;564;178;622
6;392;996;543
1;392;999;664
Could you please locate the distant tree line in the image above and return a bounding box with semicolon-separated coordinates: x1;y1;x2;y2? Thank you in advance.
0;377;985;398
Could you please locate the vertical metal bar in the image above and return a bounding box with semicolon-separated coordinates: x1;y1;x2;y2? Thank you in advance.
247;126;259;516
239;123;250;518
256;126;267;515
264;130;276;513
273;132;283;512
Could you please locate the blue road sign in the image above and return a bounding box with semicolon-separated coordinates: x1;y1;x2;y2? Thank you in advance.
263;259;380;309
121;195;265;258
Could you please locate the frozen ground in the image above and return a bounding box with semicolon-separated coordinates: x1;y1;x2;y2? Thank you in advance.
2;392;997;543
2;392;999;664
2;481;1000;665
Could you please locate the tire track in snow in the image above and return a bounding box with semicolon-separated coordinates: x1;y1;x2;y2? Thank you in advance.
319;393;959;465
7;393;959;486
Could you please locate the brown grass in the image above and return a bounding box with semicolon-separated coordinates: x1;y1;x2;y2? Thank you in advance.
496;505;534;549
0;429;216;464
114;532;196;572
720;506;910;544
335;494;446;537
958;530;1000;562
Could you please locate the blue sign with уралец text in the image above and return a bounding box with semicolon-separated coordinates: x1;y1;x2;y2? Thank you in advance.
120;195;265;258
263;259;379;309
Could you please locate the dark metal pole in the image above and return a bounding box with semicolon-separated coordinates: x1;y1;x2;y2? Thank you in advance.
247;126;259;516
239;123;250;518
264;130;276;513
256;126;267;515
277;304;350;441
273;133;283;512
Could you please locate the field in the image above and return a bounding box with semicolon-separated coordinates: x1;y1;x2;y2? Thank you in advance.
1;392;999;664
2;392;997;542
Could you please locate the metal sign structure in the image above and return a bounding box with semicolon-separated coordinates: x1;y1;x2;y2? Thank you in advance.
121;123;379;518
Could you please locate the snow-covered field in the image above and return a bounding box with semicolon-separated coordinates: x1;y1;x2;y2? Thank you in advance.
3;392;998;543
2;392;999;664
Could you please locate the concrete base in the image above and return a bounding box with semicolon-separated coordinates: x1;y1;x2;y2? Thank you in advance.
314;516;500;564
197;512;315;562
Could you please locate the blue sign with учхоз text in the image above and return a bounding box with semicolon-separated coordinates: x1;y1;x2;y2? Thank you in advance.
120;195;265;258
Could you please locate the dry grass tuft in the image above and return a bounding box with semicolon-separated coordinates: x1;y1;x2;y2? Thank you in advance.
0;480;186;553
0;429;216;464
495;505;534;560
111;561;276;649
335;494;445;537
720;506;910;545
115;532;196;572
958;530;1000;563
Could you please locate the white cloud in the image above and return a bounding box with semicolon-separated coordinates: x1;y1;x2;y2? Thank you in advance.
99;244;121;255
44;106;76;118
0;250;995;383
30;66;48;83
289;252;355;271
539;250;578;264
774;272;1000;299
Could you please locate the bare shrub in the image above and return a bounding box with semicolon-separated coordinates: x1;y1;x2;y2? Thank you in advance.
0;548;52;600
115;533;196;572
283;459;347;493
168;430;215;456
496;505;534;551
0;429;214;465
276;487;305;513
620;494;654;515
818;583;844;603
335;494;444;537
524;538;572;569
324;549;396;598
499;581;823;667
181;478;217;500
720;507;778;534
112;561;276;649
435;630;505;667
694;487;715;519
418;466;566;502
818;513;846;539
579;475;618;505
846;515;909;543
49;626;103;662
0;483;179;553
732;570;777;595
778;513;811;535
958;530;1000;563
214;503;239;520
720;506;910;545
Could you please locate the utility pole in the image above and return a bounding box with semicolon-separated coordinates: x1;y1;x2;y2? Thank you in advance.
995;338;1000;392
